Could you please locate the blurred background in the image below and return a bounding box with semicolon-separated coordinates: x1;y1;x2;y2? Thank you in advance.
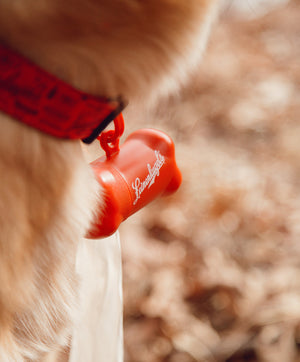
121;0;300;361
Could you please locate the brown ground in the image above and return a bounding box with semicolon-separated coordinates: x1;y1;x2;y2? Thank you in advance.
121;1;300;361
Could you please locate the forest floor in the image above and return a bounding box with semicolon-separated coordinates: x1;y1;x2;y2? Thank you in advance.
121;1;300;361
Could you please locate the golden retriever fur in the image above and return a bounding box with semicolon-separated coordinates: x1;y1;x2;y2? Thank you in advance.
0;0;219;360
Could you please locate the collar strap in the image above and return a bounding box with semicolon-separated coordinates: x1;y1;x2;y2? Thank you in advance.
0;43;125;144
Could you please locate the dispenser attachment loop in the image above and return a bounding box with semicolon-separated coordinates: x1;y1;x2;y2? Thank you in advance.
98;113;125;158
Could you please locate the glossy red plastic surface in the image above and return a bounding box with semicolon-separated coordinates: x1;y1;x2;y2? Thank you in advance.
86;128;182;238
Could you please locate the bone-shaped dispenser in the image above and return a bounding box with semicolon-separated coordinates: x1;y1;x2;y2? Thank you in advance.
86;128;182;238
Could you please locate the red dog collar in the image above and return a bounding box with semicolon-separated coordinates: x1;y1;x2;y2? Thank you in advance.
0;43;125;143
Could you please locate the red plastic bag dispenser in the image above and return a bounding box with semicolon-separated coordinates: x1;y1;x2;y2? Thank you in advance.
86;114;182;238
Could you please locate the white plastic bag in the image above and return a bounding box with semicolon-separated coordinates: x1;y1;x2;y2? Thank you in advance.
70;232;123;362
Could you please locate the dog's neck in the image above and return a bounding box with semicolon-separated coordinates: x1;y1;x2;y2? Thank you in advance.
0;43;125;144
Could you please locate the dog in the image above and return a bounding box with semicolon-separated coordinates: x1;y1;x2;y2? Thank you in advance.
0;0;219;360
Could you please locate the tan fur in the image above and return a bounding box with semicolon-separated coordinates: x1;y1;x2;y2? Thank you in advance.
0;0;219;360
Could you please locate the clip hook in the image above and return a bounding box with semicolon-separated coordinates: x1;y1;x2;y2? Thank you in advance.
98;113;125;158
